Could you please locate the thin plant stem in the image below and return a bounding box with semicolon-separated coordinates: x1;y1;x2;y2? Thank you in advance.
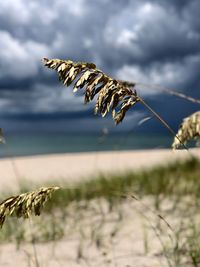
138;96;188;150
29;218;40;267
138;83;200;105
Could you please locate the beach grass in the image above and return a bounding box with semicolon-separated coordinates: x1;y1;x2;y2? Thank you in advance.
40;156;200;210
1;157;200;266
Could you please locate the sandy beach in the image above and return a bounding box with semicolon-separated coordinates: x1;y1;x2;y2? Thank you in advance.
0;148;199;190
0;148;200;267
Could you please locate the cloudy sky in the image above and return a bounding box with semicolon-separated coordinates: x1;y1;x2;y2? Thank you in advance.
0;0;199;133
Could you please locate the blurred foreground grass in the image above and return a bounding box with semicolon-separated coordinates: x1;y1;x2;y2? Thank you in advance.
1;157;200;266
43;157;200;209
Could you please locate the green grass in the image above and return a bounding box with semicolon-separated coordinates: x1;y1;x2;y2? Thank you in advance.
41;157;200;210
1;156;198;213
1;157;199;211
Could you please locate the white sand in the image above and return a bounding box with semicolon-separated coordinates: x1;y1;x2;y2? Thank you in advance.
0;148;199;190
0;148;200;267
0;198;168;267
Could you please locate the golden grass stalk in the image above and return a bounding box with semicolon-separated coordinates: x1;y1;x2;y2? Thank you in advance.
43;58;188;148
172;111;200;149
0;186;60;228
43;58;139;124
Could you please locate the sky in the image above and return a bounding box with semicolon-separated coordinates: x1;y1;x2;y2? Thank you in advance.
0;0;199;134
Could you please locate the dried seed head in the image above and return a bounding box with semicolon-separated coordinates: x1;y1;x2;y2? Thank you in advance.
43;58;139;124
172;111;200;149
0;186;60;228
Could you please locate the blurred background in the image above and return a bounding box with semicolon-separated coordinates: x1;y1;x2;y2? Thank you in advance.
0;0;199;157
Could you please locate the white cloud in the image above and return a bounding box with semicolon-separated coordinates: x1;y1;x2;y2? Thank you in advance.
0;31;50;79
0;83;92;114
0;0;57;26
115;29;138;47
55;0;86;17
0;0;30;24
33;84;92;113
0;0;199;127
116;54;200;95
103;0;200;64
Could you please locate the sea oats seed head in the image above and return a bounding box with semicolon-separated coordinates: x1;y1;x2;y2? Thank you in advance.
172;111;200;149
0;186;60;228
43;58;139;124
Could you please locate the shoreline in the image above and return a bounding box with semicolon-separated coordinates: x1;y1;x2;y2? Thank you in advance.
0;147;169;160
0;146;197;159
0;148;199;190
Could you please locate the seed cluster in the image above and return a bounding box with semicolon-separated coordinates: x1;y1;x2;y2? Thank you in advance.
43;58;139;124
172;111;200;149
0;187;59;227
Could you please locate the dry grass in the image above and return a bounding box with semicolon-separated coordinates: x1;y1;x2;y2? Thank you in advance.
43;58;191;148
0;186;59;228
43;58;139;124
1;159;200;266
172;111;200;149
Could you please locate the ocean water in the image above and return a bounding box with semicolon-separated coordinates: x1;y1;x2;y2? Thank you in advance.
0;133;173;158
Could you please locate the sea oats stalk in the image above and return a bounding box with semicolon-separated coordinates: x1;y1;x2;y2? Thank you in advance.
43;58;140;124
121;81;200;105
0;186;60;228
172;111;200;149
43;58;188;149
44;58;198;151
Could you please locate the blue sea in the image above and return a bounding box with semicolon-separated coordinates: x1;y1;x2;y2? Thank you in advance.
0;132;173;158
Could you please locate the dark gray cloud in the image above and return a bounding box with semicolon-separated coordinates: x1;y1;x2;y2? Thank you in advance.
0;0;199;132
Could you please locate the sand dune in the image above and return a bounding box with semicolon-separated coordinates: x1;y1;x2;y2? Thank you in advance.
0;148;199;190
0;148;200;267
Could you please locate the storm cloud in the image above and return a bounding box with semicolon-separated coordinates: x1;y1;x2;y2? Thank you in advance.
0;0;199;132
